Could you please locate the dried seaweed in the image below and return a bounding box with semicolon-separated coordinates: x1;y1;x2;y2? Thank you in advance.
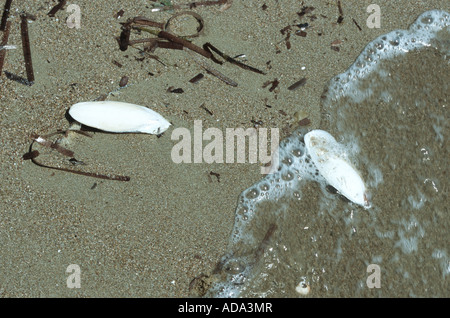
48;0;67;17
158;30;211;59
118;9;268;87
164;11;205;38
23;131;131;182
337;0;344;24
297;6;315;18
185;47;237;87
200;103;213;115
189;73;204;83
0;21;11;76
30;133;74;157
352;18;362;31
150;0;231;12
0;0;12;31
203;42;266;75
20;13;34;84
209;171;220;182
262;79;279;92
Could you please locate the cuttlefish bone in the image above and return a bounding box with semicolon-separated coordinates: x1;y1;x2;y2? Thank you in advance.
305;129;371;208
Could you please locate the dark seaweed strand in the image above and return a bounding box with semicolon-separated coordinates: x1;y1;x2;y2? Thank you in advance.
158;30;212;59
152;0;228;11
48;0;67;17
25;139;130;182
30;134;75;157
0;0;13;31
0;21;11;76
20;13;34;84
203;42;266;75
185;47;237;87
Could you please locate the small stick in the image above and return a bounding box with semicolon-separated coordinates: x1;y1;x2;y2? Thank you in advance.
209;171;220;182
24;134;131;182
30;134;74;157
352;18;362;31
158;30;211;59
189;73;204;84
20;13;34;84
153;40;184;50
263;79;279;92
337;0;344;24
203;42;266;74
164;11;205;38
0;21;11;76
185;47;237;87
127;37;158;46
48;0;67;17
287;77;307;91
200;103;213;115
337;0;343;16
27;152;131;181
151;0;228;12
131;16;165;29
0;0;12;31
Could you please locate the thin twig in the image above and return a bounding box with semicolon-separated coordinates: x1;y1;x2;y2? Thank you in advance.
0;0;13;31
0;22;11;47
150;0;229;12
158;30;211;59
48;0;67;17
185;47;237;87
23;132;131;182
164;11;205;38
20;13;34;84
130;16;165;29
203;42;266;74
30;133;74;157
0;21;11;76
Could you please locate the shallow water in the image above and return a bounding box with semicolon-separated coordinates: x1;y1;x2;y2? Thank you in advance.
203;10;449;297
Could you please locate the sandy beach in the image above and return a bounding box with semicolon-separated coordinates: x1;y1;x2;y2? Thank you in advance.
0;0;448;297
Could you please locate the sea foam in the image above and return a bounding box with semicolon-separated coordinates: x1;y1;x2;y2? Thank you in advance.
205;10;449;297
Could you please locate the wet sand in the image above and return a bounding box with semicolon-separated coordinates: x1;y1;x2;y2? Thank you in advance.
0;0;448;297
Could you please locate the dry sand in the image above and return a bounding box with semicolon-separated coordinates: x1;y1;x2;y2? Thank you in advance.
0;0;447;297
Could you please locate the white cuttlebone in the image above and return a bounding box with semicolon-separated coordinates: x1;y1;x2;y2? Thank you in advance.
304;129;370;208
68;101;171;134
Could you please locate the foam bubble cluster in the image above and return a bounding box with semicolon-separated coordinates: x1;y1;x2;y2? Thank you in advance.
208;127;358;297
206;10;449;297
230;128;320;244
326;10;449;103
